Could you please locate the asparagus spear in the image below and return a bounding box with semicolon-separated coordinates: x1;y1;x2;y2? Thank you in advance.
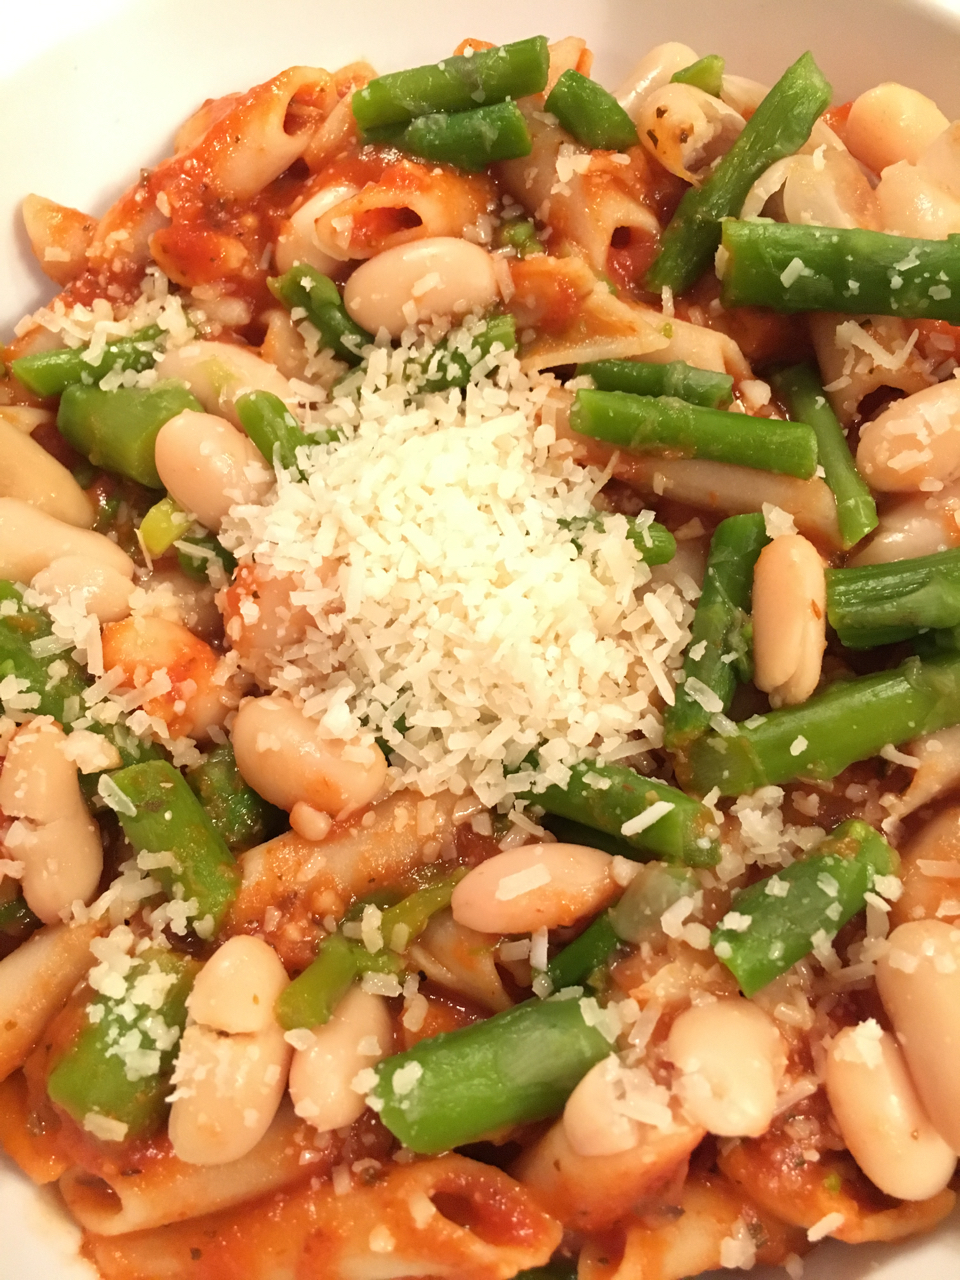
720;221;960;324
408;314;517;391
540;814;650;859
352;36;549;131
577;358;734;409
369;997;611;1153
571;390;819;478
363;102;533;171
671;54;725;97
681;652;960;796
379;868;468;952
545;912;620;991
827;548;960;648
772;363;877;550
561;513;677;565
664;514;768;750
11;324;164;398
544;70;639;150
186;743;285;852
711;820;899;995
267;266;373;366
645;52;831;294
275;934;402;1030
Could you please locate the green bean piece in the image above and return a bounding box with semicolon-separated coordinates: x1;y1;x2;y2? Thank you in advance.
139;496;191;556
408;314;517;392
47;948;199;1138
175;534;238;584
681;652;960;796
609;863;701;945
267;265;373;365
546;912;620;991
109;760;240;934
578;358;734;409
771;363;877;550
275;933;402;1030
711;820;899;996
826;549;960;649
645;52;831;295
380;868;469;952
570;389;819;479
234;389;332;475
371;996;611;1153
495;218;545;257
664;514;768;750
523;760;720;866
540;814;644;859
57;382;202;489
186;743;285;852
352;36;549;131
670;54;725;97
560;513;676;566
721;222;960;323
363;101;533;172
544;70;639;151
11;324;165;399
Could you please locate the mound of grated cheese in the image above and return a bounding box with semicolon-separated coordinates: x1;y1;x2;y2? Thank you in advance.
222;336;695;806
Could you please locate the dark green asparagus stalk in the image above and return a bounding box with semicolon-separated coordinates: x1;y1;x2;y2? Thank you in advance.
570;389;819;479
540;814;646;859
544;70;639;150
352;36;549;131
370;996;611;1153
712;820;899;995
267;265;373;365
47;948;199;1138
545;912;621;991
380;868;468;952
521;759;720;866
664;514;768;750
108;760;240;934
495;218;545;257
234;389;335;476
275;933;402;1030
11;324;165;399
645;52;831;294
410;314;517;391
670;54;725;97
57;383;202;488
827;548;960;648
578;358;734;409
561;513;676;565
772;363;877;550
721;222;960;324
363;101;533;171
186;743;285;852
175;534;238;584
681;652;960;796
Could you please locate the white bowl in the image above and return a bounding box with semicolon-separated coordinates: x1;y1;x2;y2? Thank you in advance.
2;2;960;1277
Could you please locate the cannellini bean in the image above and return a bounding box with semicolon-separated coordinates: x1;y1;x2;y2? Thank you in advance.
0;719;102;923
154;410;273;532
846;83;949;174
187;935;289;1034
231;695;387;818
637;84;744;185
877;158;960;239
851;483;960;565
168;1021;291;1165
275;183;359;273
343;237;498;338
0;418;93;527
450;843;618;935
154;340;294;427
563;1055;648;1156
857;380;960;491
752;534;826;708
826;1023;957;1200
876;919;960;1152
891;804;960;928
30;556;134;624
885;730;960;823
0;497;134;583
667;1000;785;1137
287;986;391;1132
615;42;699;121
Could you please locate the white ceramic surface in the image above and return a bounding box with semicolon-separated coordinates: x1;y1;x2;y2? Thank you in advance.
2;2;960;1277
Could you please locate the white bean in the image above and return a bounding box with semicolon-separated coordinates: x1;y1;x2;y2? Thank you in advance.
450;843;617;935
30;556;134;624
667;1000;785;1137
153;410;273;532
275;183;359;274
826;1023;956;1200
751;534;826;707
563;1055;645;1157
0;497;133;583
637;84;744;185
876;919;960;1152
287;986;391;1132
877;158;960;239
167;1021;291;1165
154;340;294;428
846;83;949;174
615;42;699;121
857;380;960;491
0;719;102;923
187;935;289;1035
231;695;387;819
343;237;498;338
851;482;960;565
0;418;93;527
